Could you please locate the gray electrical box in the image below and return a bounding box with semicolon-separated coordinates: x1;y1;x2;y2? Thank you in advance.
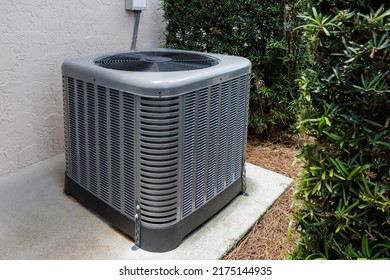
125;0;147;10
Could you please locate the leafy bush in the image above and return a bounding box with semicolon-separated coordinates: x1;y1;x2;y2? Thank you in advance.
162;0;301;139
290;0;390;259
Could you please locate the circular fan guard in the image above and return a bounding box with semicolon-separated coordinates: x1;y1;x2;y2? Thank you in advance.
94;51;219;72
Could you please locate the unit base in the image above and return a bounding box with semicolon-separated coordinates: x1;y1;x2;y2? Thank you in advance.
64;173;242;252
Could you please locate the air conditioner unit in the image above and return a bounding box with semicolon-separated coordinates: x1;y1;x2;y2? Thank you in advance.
62;49;251;252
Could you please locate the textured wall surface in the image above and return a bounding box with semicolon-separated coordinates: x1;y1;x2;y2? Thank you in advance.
0;0;164;176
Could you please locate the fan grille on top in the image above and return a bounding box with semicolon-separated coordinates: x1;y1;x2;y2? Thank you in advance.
94;51;220;72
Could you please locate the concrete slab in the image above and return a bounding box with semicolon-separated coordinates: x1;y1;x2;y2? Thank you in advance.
0;154;292;260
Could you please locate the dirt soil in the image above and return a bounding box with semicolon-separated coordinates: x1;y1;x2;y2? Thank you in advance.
223;137;303;260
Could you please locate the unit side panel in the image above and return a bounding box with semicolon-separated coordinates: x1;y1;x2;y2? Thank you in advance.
64;77;136;219
181;75;249;219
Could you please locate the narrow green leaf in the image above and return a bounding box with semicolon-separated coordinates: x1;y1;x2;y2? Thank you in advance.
361;175;373;196
335;158;349;176
348;166;361;180
323;131;343;141
310;166;323;171
372;243;390;259
342;186;347;204
312;7;319;19
324;181;333;193
312;181;322;194
333;172;346;180
323;27;330;36
361;236;370;258
345;199;361;213
364;118;385;128
377;141;390;147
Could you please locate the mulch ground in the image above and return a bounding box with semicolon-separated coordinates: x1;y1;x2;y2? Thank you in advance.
223;137;303;260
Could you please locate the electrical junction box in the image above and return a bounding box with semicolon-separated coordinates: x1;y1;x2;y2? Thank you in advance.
125;0;147;10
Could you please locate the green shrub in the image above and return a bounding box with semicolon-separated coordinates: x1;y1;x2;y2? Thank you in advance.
162;0;301;139
290;0;390;259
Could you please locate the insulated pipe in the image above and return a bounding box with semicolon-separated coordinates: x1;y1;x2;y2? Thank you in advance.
131;10;142;50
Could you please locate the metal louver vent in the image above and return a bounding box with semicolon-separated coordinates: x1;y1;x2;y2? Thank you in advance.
181;76;247;218
64;77;136;217
94;51;219;72
139;97;180;225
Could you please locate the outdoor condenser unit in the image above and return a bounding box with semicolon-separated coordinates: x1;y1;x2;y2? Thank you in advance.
62;49;251;252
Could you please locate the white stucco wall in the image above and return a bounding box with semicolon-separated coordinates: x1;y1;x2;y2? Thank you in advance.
0;0;164;176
